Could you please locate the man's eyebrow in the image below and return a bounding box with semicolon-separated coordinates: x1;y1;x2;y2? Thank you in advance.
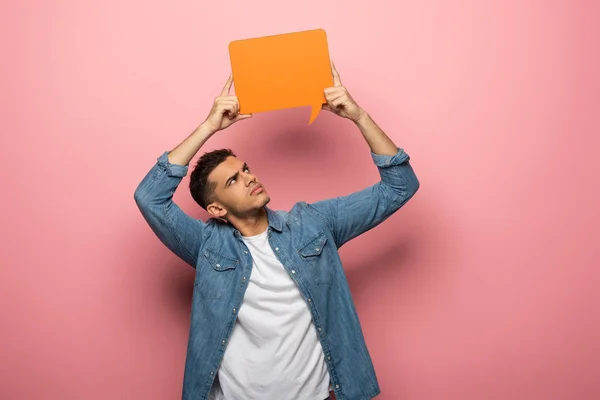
224;163;248;187
225;171;238;187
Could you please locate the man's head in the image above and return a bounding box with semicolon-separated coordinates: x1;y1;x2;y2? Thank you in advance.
189;149;270;220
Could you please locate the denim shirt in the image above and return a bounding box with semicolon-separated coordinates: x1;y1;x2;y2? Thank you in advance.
134;147;419;400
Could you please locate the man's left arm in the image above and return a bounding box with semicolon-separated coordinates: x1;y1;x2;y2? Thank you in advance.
307;63;420;248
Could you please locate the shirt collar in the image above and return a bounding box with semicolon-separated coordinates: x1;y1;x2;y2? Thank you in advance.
232;205;282;238
265;206;283;232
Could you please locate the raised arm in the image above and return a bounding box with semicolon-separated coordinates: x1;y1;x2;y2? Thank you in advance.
133;75;252;267
308;63;420;248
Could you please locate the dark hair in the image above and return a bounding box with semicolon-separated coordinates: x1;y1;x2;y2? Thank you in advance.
189;148;236;210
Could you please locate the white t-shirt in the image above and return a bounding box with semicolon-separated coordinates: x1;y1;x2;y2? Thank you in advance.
209;227;332;400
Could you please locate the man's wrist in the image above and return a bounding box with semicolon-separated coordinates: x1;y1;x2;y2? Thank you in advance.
194;123;217;139
353;109;370;125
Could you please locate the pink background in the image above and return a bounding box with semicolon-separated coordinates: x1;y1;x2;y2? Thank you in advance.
2;0;599;399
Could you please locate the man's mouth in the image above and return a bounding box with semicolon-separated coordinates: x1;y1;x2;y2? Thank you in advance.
250;184;263;195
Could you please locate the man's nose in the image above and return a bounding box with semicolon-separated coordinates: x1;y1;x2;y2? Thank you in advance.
244;173;256;185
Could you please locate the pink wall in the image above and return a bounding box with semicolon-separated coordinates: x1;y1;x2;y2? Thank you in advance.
2;0;599;399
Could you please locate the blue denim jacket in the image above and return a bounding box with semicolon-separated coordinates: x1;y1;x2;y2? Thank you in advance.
134;147;419;400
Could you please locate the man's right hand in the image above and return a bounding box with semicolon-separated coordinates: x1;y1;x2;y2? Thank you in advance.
201;75;252;134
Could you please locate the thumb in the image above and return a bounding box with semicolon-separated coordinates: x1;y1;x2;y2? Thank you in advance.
233;113;253;122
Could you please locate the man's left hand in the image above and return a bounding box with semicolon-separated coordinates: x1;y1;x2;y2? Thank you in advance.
322;62;366;123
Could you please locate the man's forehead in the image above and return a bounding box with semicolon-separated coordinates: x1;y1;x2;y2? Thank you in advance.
209;156;244;182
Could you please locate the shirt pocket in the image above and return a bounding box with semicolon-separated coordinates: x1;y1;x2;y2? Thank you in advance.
297;231;333;285
194;248;239;299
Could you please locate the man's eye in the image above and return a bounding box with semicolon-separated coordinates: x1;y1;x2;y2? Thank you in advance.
229;179;236;185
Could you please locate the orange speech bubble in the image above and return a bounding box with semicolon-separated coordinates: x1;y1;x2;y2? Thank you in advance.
228;29;333;124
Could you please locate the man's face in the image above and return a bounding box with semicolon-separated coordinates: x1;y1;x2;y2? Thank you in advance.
207;156;270;218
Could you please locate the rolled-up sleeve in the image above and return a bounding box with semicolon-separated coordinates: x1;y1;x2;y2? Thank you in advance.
133;152;205;268
307;147;419;248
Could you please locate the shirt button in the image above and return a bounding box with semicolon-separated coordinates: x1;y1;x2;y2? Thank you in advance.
316;248;320;251
336;384;340;389
222;340;226;345
327;356;331;360
216;264;220;267
242;277;246;282
232;308;236;313
275;247;279;251
210;371;214;375
291;270;296;274
318;327;322;332
307;298;312;302
244;250;248;254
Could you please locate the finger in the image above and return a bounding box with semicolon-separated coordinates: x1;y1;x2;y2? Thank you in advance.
325;92;346;103
215;97;238;103
324;86;345;92
321;104;332;112
220;103;236;119
225;100;239;116
331;62;342;86
217;102;238;117
216;98;238;108
324;87;346;97
220;74;233;96
217;97;240;114
218;95;239;102
233;113;253;122
231;103;240;119
331;97;346;107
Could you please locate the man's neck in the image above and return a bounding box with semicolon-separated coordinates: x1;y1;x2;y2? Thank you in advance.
229;207;269;237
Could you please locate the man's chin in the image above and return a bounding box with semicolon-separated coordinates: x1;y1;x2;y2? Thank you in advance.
260;195;271;206
246;194;270;211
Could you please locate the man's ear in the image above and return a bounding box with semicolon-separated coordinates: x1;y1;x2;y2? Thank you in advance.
207;202;227;219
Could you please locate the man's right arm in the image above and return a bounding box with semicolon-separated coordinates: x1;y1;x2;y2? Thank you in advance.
133;74;252;267
134;145;208;268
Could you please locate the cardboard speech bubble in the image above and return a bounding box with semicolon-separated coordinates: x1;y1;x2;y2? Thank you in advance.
228;29;333;124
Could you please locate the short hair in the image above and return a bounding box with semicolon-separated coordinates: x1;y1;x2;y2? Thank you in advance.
189;148;236;210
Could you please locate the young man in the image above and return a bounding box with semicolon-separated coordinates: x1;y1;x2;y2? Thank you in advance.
134;64;420;400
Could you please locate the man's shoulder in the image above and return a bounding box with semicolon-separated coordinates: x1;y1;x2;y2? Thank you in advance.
200;202;326;231
204;217;230;230
281;201;329;228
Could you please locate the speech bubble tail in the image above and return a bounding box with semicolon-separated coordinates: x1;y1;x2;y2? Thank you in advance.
308;104;321;125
